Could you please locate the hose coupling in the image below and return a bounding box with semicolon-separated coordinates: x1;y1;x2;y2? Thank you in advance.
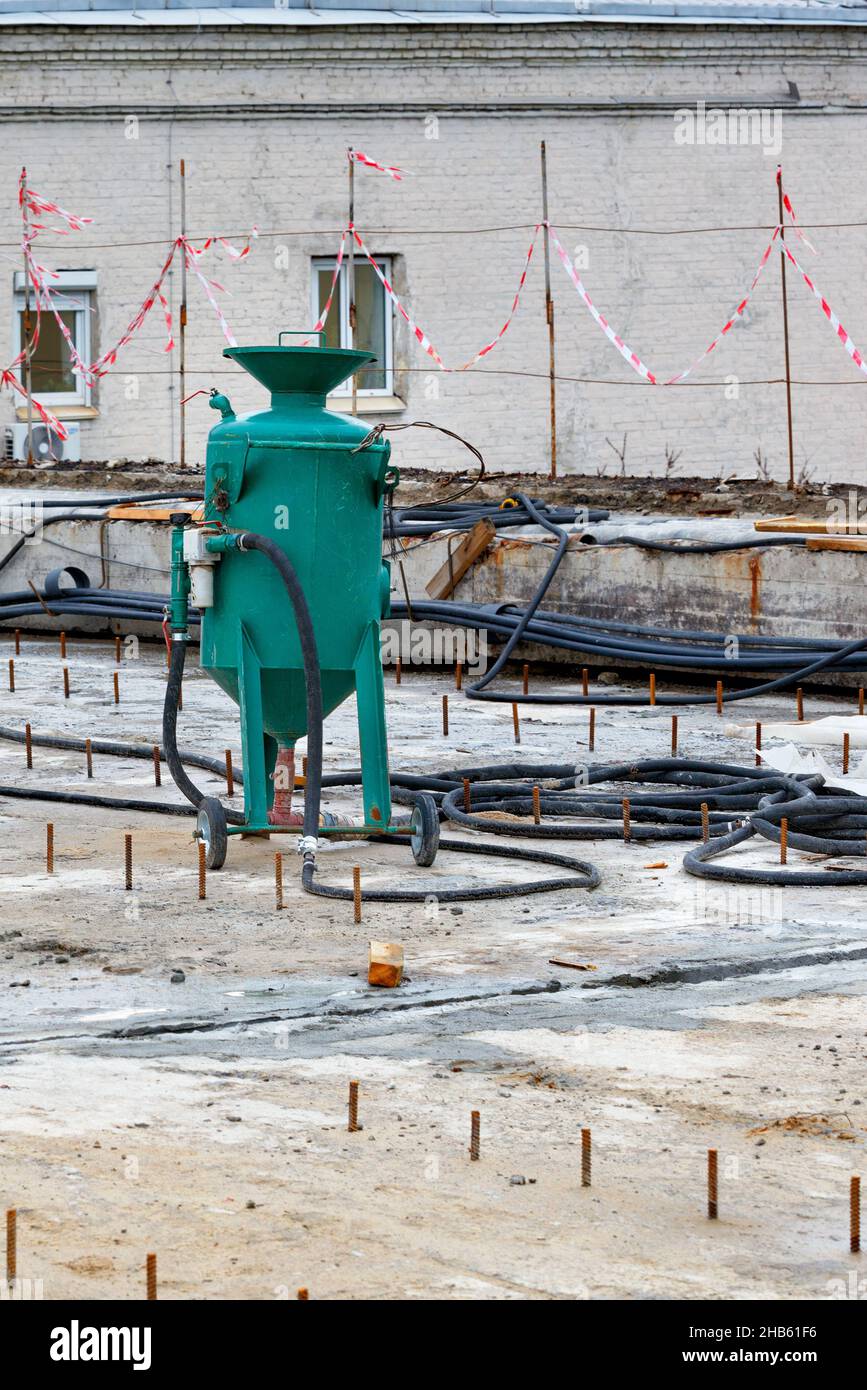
297;835;319;857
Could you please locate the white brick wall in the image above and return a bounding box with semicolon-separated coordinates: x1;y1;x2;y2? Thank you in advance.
1;20;866;483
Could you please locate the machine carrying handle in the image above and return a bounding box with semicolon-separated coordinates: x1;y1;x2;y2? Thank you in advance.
374;454;400;502
278;330;326;347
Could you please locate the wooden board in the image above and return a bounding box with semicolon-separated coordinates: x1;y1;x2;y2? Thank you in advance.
805;535;867;553
106;501;203;522
425;518;497;599
753;516;859;536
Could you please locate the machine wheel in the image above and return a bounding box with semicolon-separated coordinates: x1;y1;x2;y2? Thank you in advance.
410;793;440;867
197;797;228;870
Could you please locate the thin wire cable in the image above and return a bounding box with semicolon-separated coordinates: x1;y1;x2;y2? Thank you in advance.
26;362;867;388
6;219;867;251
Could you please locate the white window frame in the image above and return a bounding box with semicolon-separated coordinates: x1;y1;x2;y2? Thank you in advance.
12;269;95;408
311;256;394;397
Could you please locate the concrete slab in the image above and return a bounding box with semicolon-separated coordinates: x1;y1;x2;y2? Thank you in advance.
0;636;864;1298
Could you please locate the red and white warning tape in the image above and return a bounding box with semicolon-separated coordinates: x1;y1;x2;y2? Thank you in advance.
546;225;657;384
303;228;349;345
7;160;867;444
782;238;867;375
659;228;781;386
3;170;255;439
312;214;789;389
339;175;862;390
349;149;407;182
344;222;539;373
777;166;817;255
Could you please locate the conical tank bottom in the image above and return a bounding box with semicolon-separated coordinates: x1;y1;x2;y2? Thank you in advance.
223;344;375;398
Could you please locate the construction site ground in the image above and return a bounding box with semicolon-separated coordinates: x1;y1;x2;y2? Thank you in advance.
1;635;865;1301
3;463;864;519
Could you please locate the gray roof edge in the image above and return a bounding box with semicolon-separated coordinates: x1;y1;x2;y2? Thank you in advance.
1;0;867;24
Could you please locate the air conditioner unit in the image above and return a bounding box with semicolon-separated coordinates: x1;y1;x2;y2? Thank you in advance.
4;421;81;465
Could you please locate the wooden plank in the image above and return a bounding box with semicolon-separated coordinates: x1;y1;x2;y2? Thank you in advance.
425;518;497;599
805;535;867;553
755;519;828;533
106;501;203;522
547;958;598;972
753;516;863;536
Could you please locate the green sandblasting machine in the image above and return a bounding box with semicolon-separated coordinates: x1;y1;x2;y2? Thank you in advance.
167;336;440;871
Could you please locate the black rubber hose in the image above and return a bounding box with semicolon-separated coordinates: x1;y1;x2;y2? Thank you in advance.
0;720;239;816
0;783;194;816
397;600;867;669
0;723;602;900
11;492;203;509
682;770;867;885
411;596;860;654
387;498;609;539
304;835;600;902
586;534;808;555
425;758;792;842
235;533;324;862
0;493;204;578
0;721;236;782
468;492;570;696
684;821;867;886
389;491;867;705
393;600;867;704
6;725;867;890
162;638;245;826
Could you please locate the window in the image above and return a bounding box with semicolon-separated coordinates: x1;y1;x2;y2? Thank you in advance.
13;270;95;408
312;257;393;396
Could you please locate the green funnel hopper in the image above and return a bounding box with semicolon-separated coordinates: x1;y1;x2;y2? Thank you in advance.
191;338;397;835
223;344;375;398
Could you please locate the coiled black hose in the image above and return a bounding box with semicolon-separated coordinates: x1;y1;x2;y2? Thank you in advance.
387;497;608;539
3;728;867;888
390;490;867;706
684;773;867;886
437;760;782;841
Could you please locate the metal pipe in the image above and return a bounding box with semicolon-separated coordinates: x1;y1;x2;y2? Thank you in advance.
348;148;357;417
777;167;796;491
540;141;557;481
179;159;188;469
21;169;34;466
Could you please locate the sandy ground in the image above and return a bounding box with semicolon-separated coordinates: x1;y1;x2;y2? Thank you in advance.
1;633;865;1301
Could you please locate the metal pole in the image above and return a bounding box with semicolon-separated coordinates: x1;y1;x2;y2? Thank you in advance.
21;169;34;466
348;148;357;417
541;142;557;481
179;159;188;469
777;167;795;491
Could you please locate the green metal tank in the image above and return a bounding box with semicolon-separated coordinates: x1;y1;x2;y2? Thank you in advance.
183;338;400;839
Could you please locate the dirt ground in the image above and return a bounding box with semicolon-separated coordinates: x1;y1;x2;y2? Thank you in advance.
1;461;860;520
1;634;865;1300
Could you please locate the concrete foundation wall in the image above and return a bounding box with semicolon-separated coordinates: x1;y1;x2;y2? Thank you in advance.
5;515;867;684
1;21;867;483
